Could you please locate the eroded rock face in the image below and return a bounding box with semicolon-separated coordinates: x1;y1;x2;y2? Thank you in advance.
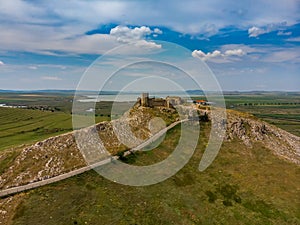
0;132;86;189
225;111;300;165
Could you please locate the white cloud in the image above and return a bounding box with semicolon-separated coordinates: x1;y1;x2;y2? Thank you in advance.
110;26;152;43
0;23;161;55
248;26;265;38
197;23;218;38
41;76;62;81
277;31;292;36
152;28;163;37
154;28;163;34
0;61;4;66
0;0;298;56
109;25;162;49
192;50;206;58
287;37;300;42
248;22;288;37
224;49;246;56
132;39;161;49
219;44;300;64
263;48;300;63
192;49;246;61
0;0;46;24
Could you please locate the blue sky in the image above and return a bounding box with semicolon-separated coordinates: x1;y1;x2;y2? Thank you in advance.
0;0;299;91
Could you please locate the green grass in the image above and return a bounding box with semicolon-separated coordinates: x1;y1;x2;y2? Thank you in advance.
11;123;300;225
0;107;109;151
0;149;20;174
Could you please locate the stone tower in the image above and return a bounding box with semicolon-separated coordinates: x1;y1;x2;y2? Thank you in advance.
141;93;149;107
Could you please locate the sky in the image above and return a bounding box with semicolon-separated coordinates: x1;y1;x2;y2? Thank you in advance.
0;0;299;91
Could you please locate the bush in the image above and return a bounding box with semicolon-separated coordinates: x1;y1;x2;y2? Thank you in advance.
205;190;217;203
218;184;237;199
223;200;233;206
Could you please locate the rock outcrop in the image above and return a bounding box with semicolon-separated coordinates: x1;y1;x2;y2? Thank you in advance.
225;110;300;165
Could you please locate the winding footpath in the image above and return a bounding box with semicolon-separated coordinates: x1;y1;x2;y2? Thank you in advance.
0;119;187;198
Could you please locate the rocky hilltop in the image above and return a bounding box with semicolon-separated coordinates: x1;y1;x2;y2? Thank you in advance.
0;106;299;190
225;110;300;164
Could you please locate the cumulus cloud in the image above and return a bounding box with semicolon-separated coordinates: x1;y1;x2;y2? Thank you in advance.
109;25;161;48
110;26;152;43
191;50;206;58
192;50;222;60
248;22;288;37
192;49;246;61
41;76;62;81
0;61;4;66
224;49;246;56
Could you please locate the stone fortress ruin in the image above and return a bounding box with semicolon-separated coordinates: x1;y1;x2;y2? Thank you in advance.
135;93;183;108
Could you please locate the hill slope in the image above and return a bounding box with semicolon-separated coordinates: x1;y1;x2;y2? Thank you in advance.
225;110;299;164
0;107;299;224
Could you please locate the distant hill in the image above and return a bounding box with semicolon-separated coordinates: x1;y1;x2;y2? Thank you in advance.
1;89;299;96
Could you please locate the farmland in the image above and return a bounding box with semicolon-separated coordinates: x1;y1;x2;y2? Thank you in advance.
0;107;110;151
0;92;134;151
223;92;300;136
0;107;72;151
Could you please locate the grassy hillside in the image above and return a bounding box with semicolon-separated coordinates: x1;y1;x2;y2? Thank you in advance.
10;123;300;225
0;92;299;224
0;107;109;151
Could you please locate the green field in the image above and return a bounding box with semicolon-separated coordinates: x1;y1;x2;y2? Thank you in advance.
0;107;110;151
0;92;74;113
10;123;300;225
0;107;71;150
0;92;133;151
